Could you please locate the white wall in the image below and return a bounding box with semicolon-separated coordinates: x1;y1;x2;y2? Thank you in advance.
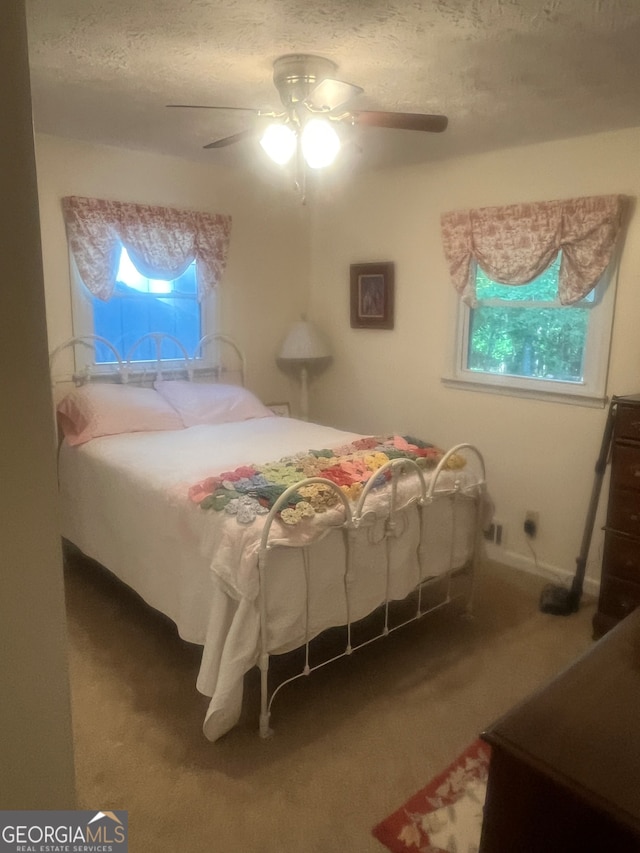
34;126;640;592
35;135;310;413
307;127;640;591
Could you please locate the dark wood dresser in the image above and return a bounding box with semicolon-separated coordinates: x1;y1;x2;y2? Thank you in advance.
479;607;640;852
593;393;640;639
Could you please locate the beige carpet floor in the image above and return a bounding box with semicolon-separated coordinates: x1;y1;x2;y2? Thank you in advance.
63;551;597;852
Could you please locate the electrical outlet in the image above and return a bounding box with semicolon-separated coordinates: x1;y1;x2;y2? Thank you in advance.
484;521;504;545
524;510;539;538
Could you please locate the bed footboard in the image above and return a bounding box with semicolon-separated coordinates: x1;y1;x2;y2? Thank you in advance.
256;443;487;739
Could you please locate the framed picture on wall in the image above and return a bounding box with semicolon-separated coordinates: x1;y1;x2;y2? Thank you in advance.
350;262;395;329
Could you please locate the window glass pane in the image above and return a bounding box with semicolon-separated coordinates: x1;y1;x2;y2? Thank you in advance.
468;304;589;382
92;246;200;363
174;263;197;295
116;248;151;293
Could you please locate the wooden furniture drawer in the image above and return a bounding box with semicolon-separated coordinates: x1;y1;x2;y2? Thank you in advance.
611;443;640;492
615;405;640;442
603;531;640;582
597;574;640;622
607;488;640;535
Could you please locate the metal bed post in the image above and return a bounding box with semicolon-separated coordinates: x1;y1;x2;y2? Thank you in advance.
426;444;487;617
257;478;354;739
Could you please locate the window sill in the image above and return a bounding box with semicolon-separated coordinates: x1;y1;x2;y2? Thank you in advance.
441;375;607;408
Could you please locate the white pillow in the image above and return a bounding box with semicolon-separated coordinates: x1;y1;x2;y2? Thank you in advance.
57;383;184;446
154;380;273;427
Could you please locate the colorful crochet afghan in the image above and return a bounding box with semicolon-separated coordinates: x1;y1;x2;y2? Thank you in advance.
188;435;466;526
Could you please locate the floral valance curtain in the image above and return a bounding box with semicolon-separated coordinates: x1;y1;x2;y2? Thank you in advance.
440;194;626;306
62;196;232;301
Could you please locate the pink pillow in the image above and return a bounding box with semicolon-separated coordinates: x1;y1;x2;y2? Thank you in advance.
154;380;273;427
57;383;184;446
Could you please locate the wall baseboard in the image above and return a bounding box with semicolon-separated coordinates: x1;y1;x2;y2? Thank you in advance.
485;543;600;598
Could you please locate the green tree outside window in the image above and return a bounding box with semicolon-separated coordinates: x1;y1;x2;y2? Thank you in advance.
468;253;592;383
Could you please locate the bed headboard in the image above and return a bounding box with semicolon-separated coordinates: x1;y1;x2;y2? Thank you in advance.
49;332;246;401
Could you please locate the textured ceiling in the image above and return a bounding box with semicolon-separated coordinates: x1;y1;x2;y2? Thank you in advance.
25;0;640;173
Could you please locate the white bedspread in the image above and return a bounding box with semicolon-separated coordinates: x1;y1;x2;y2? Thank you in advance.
58;417;480;741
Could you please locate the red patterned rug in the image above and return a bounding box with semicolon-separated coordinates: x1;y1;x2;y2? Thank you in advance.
372;739;491;853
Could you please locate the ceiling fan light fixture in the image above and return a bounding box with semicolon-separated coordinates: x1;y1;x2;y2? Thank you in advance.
259;122;296;165
300;118;341;169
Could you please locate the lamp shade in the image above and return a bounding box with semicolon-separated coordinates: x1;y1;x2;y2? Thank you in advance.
301;119;341;169
278;319;331;362
259;123;296;165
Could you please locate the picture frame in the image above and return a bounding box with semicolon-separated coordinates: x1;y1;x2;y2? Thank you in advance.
267;402;291;417
350;262;395;329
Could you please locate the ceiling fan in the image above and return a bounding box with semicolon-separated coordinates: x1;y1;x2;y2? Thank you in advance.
168;54;448;168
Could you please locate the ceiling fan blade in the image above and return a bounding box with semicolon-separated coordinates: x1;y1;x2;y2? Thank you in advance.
167;103;261;113
350;110;448;133
203;129;255;149
304;78;364;112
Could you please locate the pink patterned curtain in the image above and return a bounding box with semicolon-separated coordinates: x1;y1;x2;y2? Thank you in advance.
441;194;626;306
62;196;232;301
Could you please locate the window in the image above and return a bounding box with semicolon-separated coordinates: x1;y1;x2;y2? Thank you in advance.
90;246;201;363
62;195;231;371
440;194;626;406
448;252;616;405
70;244;214;368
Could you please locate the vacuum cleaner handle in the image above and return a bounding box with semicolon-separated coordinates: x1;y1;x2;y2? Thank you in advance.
570;397;618;599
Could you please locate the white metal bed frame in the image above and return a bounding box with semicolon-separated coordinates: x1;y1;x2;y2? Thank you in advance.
49;331;246;387
50;332;487;739
256;447;486;738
